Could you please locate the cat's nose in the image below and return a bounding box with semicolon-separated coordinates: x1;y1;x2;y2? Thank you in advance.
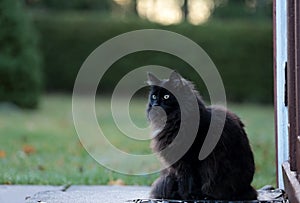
152;101;159;106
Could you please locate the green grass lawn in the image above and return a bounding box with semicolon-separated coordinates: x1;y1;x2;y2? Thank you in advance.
0;94;276;188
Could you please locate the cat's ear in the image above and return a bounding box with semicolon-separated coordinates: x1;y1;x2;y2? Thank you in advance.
147;72;161;85
169;71;183;87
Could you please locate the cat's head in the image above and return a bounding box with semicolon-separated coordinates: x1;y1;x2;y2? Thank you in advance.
147;71;180;115
146;71;202;137
146;71;197;117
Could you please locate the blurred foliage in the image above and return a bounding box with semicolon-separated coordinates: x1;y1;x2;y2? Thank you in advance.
33;12;272;103
212;0;272;20
0;0;42;108
24;0;272;22
24;0;112;11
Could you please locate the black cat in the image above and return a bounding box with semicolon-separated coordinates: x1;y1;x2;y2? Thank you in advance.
147;71;257;200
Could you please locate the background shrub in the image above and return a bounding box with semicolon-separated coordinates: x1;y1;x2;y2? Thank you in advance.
34;12;272;103
0;0;42;108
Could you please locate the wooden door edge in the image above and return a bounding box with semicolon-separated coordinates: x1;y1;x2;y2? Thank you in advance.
282;161;300;203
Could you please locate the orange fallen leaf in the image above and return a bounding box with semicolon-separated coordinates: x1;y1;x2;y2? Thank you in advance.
0;150;6;158
108;179;125;186
22;145;36;155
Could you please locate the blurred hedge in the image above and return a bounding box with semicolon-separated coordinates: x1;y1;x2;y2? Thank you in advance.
0;1;42;108
33;12;272;103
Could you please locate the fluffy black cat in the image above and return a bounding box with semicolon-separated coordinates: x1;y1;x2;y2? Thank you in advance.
147;71;257;200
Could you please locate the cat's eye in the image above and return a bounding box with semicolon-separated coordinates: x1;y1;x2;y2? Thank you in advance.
163;95;170;100
152;94;157;100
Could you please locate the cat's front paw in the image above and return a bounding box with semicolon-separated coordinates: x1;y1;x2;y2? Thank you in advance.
177;175;204;200
150;175;180;199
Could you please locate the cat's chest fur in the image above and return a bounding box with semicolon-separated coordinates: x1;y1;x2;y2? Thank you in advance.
150;100;209;164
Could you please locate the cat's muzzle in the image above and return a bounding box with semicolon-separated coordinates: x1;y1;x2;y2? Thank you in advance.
148;106;167;131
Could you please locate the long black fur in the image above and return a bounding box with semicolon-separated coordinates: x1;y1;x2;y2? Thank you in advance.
147;71;257;200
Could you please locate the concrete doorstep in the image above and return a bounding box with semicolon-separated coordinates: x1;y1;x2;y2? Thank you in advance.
0;185;287;203
0;185;150;203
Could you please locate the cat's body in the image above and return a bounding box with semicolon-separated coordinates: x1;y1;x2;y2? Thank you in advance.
147;72;257;200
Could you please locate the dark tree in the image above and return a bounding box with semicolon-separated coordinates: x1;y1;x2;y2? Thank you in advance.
132;0;138;15
182;0;188;21
0;0;42;108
